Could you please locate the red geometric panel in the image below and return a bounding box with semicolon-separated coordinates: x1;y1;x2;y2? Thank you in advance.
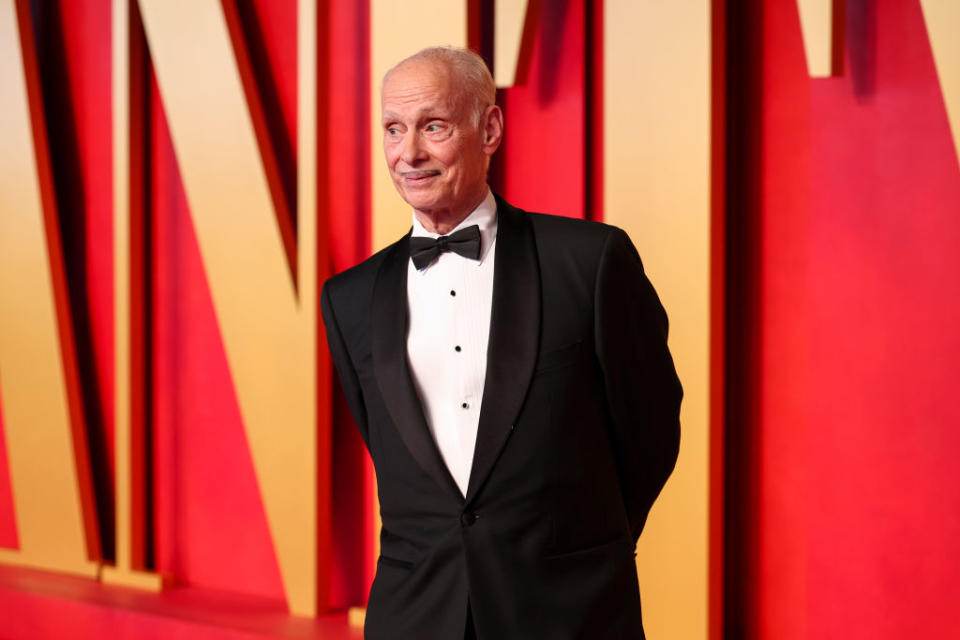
149;76;285;602
247;0;297;155
55;0;115;470
0;386;19;550
29;0;115;558
324;0;375;609
753;1;960;638
493;0;589;220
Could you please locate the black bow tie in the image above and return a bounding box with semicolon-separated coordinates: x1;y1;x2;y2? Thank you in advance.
409;225;482;270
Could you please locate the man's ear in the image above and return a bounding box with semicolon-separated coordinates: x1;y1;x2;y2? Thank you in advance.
481;105;504;156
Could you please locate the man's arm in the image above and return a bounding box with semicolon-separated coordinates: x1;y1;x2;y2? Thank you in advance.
320;281;370;447
594;227;682;542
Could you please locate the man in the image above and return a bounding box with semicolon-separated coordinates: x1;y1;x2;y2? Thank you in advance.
321;46;681;640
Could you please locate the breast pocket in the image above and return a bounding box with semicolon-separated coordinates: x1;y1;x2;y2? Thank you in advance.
534;340;586;374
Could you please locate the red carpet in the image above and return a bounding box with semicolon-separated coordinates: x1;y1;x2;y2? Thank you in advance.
0;565;362;640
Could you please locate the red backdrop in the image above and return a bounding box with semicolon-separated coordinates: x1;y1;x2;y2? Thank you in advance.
1;0;959;638
727;0;960;637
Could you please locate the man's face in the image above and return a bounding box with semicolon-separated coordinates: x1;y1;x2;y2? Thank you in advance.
381;61;493;219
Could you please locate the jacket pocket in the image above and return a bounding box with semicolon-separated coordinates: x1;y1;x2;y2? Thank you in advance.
543;534;633;561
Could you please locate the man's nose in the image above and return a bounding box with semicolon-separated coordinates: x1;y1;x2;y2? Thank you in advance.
400;131;426;165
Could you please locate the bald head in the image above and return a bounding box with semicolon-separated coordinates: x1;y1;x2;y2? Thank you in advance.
383;46;496;129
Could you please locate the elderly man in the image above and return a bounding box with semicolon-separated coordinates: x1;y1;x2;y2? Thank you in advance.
321;46;681;640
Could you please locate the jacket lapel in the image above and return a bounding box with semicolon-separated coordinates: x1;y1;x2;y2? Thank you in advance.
465;197;541;505
372;235;463;500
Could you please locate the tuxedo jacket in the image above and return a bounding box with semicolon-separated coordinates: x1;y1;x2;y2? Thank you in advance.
321;195;682;640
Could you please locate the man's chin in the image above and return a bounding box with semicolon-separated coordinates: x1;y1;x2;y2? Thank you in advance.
399;190;444;212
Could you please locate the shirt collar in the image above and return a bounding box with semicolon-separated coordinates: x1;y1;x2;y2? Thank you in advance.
410;188;498;270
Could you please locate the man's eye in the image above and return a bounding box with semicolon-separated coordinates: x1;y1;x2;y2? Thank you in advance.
386;127;400;135
425;123;443;133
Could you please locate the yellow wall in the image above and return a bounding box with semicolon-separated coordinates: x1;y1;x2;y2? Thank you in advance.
605;2;712;638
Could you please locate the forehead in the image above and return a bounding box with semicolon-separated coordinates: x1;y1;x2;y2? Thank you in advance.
381;61;462;119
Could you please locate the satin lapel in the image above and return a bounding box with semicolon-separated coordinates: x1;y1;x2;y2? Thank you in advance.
372;236;463;500
465;198;541;505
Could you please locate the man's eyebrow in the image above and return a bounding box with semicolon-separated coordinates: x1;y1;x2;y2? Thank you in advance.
381;104;450;125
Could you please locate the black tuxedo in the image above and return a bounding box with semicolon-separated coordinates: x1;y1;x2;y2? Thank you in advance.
321;195;682;639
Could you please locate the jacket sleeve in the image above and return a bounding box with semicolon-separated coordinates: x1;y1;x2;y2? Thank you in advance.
594;226;682;541
321;280;370;447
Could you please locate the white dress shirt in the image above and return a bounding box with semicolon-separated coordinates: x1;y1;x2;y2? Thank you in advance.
406;189;497;497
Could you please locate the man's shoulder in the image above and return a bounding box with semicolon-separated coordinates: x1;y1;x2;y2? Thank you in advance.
322;236;403;301
519;209;630;264
497;195;620;249
526;210;617;243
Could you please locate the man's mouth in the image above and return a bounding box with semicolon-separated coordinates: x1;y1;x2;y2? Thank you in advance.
401;170;441;183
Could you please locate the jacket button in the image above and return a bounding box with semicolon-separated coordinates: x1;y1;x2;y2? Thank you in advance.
460;511;477;527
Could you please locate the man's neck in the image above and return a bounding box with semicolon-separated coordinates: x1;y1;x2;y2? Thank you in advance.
414;188;489;235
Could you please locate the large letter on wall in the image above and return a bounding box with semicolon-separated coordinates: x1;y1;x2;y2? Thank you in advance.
494;0;533;88
796;0;840;77
133;0;320;615
0;0;100;578
605;1;711;638
920;0;960;167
